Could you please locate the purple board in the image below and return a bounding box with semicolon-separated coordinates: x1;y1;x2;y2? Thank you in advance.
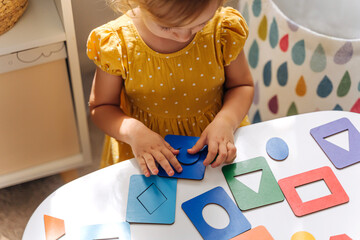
310;118;360;169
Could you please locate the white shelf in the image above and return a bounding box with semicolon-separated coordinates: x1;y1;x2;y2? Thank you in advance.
0;0;66;56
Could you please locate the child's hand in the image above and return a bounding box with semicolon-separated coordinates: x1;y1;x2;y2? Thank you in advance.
187;119;236;168
129;126;182;177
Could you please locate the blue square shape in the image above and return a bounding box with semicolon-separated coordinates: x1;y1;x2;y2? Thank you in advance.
137;183;167;214
158;135;207;180
67;222;131;239
182;187;251;240
126;175;177;224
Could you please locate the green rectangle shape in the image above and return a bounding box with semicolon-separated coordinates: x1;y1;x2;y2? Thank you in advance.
222;157;284;210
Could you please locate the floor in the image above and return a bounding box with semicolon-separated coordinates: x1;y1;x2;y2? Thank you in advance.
0;117;104;240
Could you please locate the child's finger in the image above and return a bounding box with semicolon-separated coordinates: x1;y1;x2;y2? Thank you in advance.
153;152;175;176
225;142;237;163
203;142;218;166
162;148;182;173
165;142;180;155
137;157;151;177
211;142;227;167
143;153;159;175
188;136;206;154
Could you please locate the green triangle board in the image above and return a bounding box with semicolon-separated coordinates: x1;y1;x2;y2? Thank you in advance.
222;156;284;210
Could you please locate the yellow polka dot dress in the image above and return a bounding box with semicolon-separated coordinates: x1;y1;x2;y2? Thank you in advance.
87;7;250;167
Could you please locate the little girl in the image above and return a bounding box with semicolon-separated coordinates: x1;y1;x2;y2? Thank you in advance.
87;0;254;177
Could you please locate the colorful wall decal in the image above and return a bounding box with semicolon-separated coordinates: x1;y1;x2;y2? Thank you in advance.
310;117;360;169
258;15;268;41
334;42;353;65
252;0;262;17
239;0;360;122
337;71;351;97
230;225;274;240
263;60;272;86
277;62;288;86
291;40;305;65
295;76;306;96
268;95;278;114
287;102;298;116
249;40;259;68
242;2;250;25
253;110;262;123
269;18;278;48
291;231;315;240
310;44;327;72
253;81;260;105
278;166;349;217
317;75;333;98
182;187;251;240
333;104;343;111
287;20;299;32
279;34;289;52
350;98;360;113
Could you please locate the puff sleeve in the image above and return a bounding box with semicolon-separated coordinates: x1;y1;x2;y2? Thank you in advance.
86;24;127;77
220;8;249;66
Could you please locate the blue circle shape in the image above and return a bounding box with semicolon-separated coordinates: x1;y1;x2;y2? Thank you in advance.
266;137;289;161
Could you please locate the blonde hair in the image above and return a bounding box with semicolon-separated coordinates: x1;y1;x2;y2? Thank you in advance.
106;0;225;27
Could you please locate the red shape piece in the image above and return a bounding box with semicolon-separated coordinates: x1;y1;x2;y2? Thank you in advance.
278;166;349;217
330;234;352;240
280;34;289;52
44;215;65;240
268;95;279;114
350;98;360;113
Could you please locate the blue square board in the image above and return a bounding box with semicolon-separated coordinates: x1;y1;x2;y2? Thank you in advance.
66;222;131;240
182;186;251;240
158;135;207;180
126;175;177;224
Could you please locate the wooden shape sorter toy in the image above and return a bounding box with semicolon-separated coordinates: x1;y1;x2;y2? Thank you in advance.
182;186;251;240
278;166;349;217
67;222;131;240
44;215;65;240
230;225;274;240
126;175;177;224
266;137;289;161
310;117;360;169
330;234;352;240
158;135;207;180
222;157;284;210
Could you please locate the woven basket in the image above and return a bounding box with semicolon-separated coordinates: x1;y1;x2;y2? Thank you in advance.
0;0;29;36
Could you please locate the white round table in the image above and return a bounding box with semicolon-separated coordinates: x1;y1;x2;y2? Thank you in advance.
23;111;360;239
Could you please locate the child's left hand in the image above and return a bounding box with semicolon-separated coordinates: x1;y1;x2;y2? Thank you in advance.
187;118;237;167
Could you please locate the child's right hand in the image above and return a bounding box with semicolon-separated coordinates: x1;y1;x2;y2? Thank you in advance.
129;126;182;177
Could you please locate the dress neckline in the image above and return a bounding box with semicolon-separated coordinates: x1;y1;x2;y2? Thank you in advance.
123;14;204;58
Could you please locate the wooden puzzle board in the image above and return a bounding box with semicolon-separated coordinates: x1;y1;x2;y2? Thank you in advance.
23;111;360;239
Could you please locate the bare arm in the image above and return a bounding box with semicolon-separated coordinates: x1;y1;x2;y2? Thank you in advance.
89;67;181;176
188;50;254;166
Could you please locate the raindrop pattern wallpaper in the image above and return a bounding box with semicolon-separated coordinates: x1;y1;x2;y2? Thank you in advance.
240;0;360;123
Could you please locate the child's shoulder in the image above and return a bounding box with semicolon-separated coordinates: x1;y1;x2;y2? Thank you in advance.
204;7;247;35
92;14;132;33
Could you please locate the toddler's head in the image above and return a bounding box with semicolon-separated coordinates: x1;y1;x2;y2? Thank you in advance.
107;0;225;42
